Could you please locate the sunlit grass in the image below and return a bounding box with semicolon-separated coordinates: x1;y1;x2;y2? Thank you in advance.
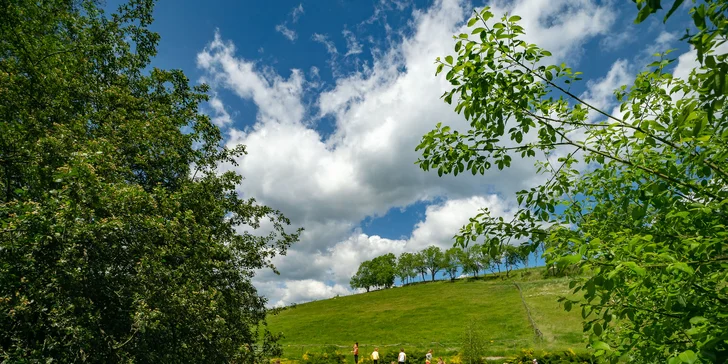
266;268;587;360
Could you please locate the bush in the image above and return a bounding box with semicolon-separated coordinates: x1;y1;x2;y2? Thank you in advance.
461;321;487;364
505;349;599;364
381;348;428;363
301;346;347;364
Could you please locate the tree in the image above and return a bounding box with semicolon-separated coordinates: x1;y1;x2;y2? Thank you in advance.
458;244;480;278
422;245;446;281
350;260;375;292
413;251;429;282
417;1;728;362
397;252;418;285
503;245;520;278
517;243;532;272
444;247;462;281
372;253;397;288
0;0;301;362
471;244;492;276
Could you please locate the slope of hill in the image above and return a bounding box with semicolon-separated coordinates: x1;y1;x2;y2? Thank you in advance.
267;269;586;359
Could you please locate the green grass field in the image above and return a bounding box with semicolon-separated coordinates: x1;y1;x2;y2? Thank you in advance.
267;268;586;360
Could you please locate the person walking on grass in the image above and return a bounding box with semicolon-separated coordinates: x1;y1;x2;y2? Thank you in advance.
426;349;433;363
398;348;406;364
437;358;445;364
372;347;380;364
352;342;359;363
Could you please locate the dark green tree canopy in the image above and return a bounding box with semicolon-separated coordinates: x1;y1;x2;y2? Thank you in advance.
0;0;300;362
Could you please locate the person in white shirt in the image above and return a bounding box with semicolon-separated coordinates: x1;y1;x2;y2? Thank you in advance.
426;349;433;363
398;348;406;364
371;347;380;364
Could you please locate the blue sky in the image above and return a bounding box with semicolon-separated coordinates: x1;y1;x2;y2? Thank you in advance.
108;0;699;306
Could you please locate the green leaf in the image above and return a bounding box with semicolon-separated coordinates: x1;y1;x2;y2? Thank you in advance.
678;350;697;364
670;262;694;275
593;322;603;336
664;0;685;23
622;262;646;276
467;17;478;27
508;15;521;22
445;55;453;65
560;254;581;265
592;341;609;350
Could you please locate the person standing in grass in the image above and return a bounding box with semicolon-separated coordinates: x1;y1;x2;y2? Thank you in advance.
352;342;359;363
398;348;406;364
371;347;380;364
426;349;433;363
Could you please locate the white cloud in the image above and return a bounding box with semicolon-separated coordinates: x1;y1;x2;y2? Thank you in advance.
276;4;305;42
343;29;363;56
292;3;305;23
197;31;306;125
580;58;633;121
599;27;637;52
486;0;617;63
258;280;351;307
208;95;232;126
197;0;621;306
275;24;297;42
312;33;338;55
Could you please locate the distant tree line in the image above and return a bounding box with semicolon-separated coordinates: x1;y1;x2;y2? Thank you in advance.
349;243;534;291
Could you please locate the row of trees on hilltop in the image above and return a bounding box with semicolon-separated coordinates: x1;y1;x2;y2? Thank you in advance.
350;244;533;292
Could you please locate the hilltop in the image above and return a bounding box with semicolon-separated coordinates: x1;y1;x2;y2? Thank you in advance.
267;268;586;359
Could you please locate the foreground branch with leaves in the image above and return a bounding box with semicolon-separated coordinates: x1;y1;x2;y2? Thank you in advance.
0;0;300;362
417;0;727;362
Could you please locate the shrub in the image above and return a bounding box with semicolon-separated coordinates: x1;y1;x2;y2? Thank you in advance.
505;349;599;364
301;346;347;364
381;348;428;363
461;321;487;364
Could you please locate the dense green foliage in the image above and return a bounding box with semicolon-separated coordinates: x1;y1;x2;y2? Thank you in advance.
417;0;727;362
0;0;299;361
269;269;585;359
350;253;397;291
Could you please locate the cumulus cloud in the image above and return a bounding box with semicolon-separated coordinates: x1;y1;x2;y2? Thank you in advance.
258;280;351;308
486;0;616;62
198;0;621;306
207;95;232;126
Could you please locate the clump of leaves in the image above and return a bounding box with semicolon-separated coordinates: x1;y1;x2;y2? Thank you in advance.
417;0;727;363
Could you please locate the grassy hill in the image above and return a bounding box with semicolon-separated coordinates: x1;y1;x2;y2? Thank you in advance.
267;268;586;360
